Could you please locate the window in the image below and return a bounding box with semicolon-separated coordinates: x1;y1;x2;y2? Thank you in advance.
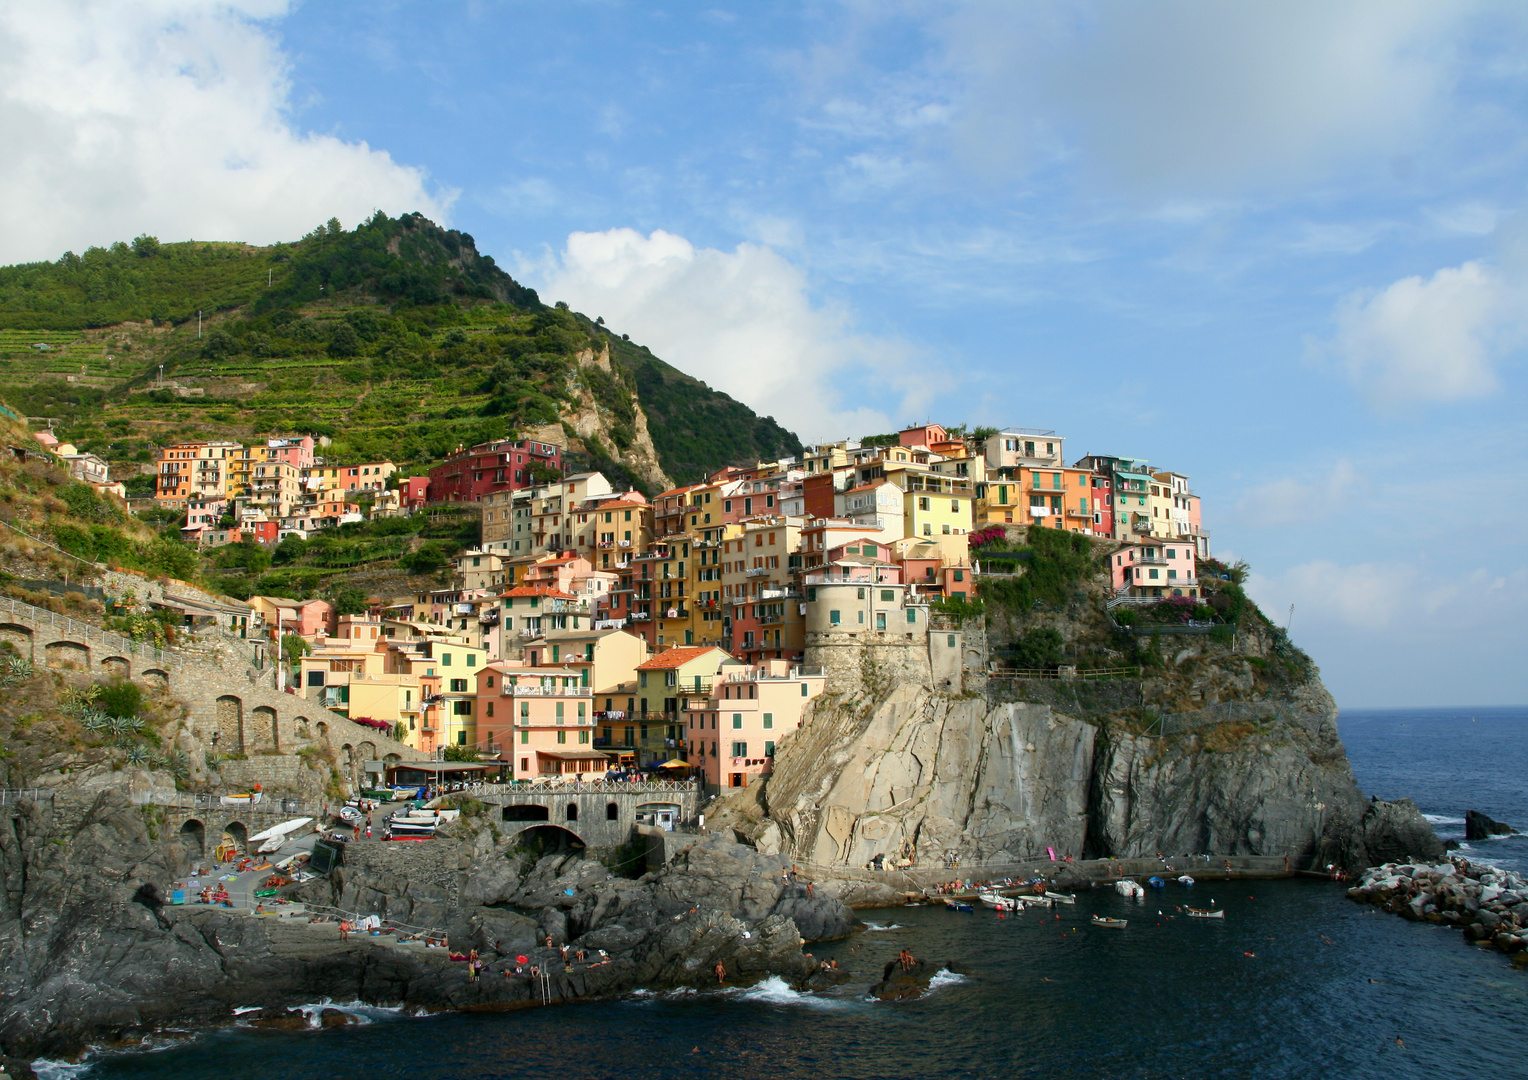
907;608;917;624
953;569;964;582
449;679;468;692
765;740;775;756
453;700;472;714
919;496;930;511
731;713;743;729
1149;569;1159;579
951;499;959;511
556;702;565;722
732;741;748;757
457;731;467;745
520;701;529;719
442;653;452;666
486;676;495;688
579;730;590;744
557;730;566;744
829;609;841;626
306;670;324;686
762;712;773;730
801;683;809;696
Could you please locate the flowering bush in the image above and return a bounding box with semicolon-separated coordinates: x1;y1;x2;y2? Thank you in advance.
969;526;1008;550
348;716;393;733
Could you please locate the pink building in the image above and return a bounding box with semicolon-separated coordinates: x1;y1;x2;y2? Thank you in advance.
1109;541;1200;598
685;660;826;792
293;598;335;638
266;436;316;470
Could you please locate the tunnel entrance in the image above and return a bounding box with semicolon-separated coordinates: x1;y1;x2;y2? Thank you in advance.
502;804;551;822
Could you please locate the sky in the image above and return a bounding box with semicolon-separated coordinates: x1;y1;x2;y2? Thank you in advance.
0;1;1524;708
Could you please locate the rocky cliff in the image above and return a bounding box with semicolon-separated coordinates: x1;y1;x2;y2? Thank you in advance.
0;793;852;1063
719;534;1441;874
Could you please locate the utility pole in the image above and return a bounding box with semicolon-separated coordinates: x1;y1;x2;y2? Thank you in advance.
1286;604;1294;632
157;364;164;387
197;310;202;339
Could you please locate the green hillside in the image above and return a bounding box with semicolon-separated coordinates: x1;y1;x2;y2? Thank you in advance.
0;213;801;488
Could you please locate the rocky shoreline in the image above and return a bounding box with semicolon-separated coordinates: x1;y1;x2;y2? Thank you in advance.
1347;856;1528;968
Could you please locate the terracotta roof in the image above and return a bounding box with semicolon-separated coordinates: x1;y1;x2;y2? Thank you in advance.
501;586;577;599
637;646;721;670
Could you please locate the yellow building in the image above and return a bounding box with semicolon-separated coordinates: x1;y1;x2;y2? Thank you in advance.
383;638;488;749
154;440;240;508
298;644;424;745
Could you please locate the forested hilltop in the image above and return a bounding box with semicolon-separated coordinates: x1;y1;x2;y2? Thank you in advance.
0;212;801;489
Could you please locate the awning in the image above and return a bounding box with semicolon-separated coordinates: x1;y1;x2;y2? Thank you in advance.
381;761;493;774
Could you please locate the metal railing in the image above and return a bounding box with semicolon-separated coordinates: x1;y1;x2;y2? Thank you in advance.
478;779;697;795
0;789;54;807
988;666;1140;681
0;595;170;665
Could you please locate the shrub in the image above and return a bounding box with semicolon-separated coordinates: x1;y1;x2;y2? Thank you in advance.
1009;627;1064;669
95;679;143;719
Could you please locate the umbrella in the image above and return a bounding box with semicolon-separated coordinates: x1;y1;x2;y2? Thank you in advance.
656;759;690;769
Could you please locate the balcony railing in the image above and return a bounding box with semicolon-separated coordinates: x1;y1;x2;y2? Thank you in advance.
502;684;593;697
745;567;770;577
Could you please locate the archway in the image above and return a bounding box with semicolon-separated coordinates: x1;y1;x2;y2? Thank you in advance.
503;804;550;822
0;623;32;660
250;706;278;753
100;655;130;678
507;823;585;854
215;696;243;753
314;720;329;741
565;802;579;822
179;819;206;857
606;802;619;821
44;640;89;670
141;668;169;689
222;821;248;856
294;716;312;741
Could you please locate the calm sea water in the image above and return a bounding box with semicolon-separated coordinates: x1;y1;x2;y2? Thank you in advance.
57;707;1528;1080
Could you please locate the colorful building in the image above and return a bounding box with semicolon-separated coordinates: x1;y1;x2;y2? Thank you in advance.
426;437;562;505
475;663;603;778
686;660;826;792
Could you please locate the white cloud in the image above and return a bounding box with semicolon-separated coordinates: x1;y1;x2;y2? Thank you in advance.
1234;460;1360;529
931;0;1492;196
1247;560;1528;705
523;228;907;441
0;0;450;263
1320;261;1523;407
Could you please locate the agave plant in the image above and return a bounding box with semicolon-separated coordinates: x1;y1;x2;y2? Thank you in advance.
122;744;150;767
165;748;191;779
0;655;34;687
107;714;141;737
77;707;113;733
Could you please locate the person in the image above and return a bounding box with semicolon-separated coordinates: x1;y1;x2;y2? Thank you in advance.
339;919;351;941
365;824;372;840
254;901;266;914
714;961;727;985
806;881;814;899
467;949;480;980
352;824;360;841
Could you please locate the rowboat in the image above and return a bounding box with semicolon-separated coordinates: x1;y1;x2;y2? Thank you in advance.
1147;877;1165;889
1186;907;1224;919
978;891;1017;910
943;899;974;912
1115;879;1145;898
1017;894;1054;908
1091;916;1128;928
1178;875;1196;886
1045;892;1076;905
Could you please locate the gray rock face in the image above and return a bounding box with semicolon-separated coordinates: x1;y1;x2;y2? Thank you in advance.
730;662;1438;872
0;794;835;1064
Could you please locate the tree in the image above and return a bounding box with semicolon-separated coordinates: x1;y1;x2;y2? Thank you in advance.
281;633;311;665
131;234;161;258
1010;627;1064;670
443;745;481;762
328;321;361;357
326;583;369;616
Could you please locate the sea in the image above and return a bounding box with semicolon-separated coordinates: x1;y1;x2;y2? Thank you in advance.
46;707;1528;1080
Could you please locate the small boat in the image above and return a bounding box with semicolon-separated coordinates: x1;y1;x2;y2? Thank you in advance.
220;791;264;807
1091;916;1128;928
1115;879;1145;898
1186;907;1224;919
1017;894;1054;908
943;899;974;912
1178;875;1196;886
1147;877;1165;889
1045;891;1076;905
978;891;1017;910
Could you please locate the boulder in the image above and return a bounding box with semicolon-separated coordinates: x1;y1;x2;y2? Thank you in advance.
869;958;958;1001
318;1008;357;1028
1464;811;1514;841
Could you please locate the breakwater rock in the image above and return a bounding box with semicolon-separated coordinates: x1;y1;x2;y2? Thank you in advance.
1347;857;1528;967
0;793;854;1064
1465;810;1516;841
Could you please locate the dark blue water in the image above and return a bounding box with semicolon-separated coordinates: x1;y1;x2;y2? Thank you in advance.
57;708;1528;1080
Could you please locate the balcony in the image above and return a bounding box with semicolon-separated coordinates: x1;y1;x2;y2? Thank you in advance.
661;608;689;620
745;567;770;577
502;684;593;697
630;612;652;622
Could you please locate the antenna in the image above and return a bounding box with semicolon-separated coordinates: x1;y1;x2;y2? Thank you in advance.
197;310;202;339
1286;604;1294;631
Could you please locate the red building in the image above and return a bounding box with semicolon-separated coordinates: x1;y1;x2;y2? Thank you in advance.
400;476;430;510
426;439;562;504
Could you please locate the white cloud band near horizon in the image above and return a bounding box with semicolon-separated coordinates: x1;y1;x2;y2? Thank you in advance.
524;228;905;443
0;0;451;264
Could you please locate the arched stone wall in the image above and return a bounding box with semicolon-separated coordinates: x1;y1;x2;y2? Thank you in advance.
223;821;248;853
215;695;244;753
250;705;278;753
315;720;329;742
179;819;206;857
44;640;89;670
0;623;33;660
100;655;130;677
504;823;585;852
141;668;169;689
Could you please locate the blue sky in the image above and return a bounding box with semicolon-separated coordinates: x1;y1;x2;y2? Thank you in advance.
1;1;1525;707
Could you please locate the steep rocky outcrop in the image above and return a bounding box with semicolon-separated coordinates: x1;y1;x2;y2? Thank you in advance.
0;794;851;1063
717;545;1441;874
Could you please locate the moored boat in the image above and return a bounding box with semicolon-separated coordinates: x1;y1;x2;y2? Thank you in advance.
978;891;1017;910
943;898;974;912
1147;877;1165;889
1115;879;1145;898
1044;891;1076;904
1017;894;1053;908
1186;907;1224;919
1091;915;1128;928
1178;875;1196;886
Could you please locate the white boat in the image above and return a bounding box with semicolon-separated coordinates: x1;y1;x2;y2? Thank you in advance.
1186;907;1224;919
219;791;263;807
1091;915;1128;928
1115;879;1145;898
249;817;313;854
1017;894;1054;908
1045;892;1077;905
1178;875;1196;886
978;891;1017;910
